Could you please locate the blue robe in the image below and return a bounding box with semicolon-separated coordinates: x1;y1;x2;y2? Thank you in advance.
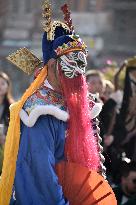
10;115;69;205
9;85;69;205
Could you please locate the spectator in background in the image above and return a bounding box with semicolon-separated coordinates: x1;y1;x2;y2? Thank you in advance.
108;57;136;183
99;64;124;141
103;79;114;102
0;72;14;173
113;161;136;205
99;64;124;184
86;69;105;103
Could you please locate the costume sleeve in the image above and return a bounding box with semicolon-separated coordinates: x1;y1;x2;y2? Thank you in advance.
10;115;69;205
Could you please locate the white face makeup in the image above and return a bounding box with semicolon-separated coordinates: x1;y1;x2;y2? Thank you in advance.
58;51;87;78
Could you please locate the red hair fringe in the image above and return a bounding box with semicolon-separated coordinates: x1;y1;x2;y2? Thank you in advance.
59;67;100;170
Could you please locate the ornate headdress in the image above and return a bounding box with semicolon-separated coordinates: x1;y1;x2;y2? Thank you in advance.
6;1;87;74
42;1;87;64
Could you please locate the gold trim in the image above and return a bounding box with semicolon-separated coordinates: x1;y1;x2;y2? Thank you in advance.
47;21;71;41
6;48;42;75
42;0;52;33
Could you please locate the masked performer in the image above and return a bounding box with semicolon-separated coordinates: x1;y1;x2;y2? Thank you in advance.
0;2;116;205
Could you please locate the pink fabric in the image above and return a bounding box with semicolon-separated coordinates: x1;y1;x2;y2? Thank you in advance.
59;67;100;170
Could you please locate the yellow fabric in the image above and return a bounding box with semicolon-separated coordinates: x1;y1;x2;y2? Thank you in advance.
0;145;4;174
0;66;48;205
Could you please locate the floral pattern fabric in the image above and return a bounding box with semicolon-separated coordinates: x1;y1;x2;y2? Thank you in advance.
23;85;66;115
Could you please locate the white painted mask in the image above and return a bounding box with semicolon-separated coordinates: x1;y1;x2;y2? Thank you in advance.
58;51;87;78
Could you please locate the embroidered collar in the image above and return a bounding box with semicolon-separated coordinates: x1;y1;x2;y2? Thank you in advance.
23;85;66;115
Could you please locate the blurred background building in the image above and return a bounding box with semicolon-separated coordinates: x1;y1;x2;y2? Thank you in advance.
0;0;136;98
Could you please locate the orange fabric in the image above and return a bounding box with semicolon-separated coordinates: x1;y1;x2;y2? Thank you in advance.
56;162;117;205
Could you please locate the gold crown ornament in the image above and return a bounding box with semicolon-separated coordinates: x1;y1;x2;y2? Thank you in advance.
42;0;52;33
6;48;42;75
42;1;72;41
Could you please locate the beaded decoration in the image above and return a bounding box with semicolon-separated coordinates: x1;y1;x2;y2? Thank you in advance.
55;35;87;57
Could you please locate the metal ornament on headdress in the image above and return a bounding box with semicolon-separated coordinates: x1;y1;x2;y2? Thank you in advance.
61;4;74;33
42;1;52;33
55;35;87;57
6;48;42;75
42;1;72;40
